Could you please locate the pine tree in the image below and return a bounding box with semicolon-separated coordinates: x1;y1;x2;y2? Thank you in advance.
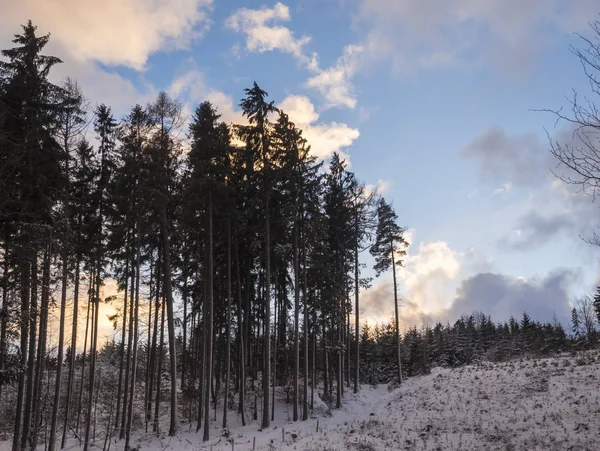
572;307;581;340
146;92;184;436
370;198;408;384
84;104;117;451
593;286;600;324
237;82;278;429
0;21;66;450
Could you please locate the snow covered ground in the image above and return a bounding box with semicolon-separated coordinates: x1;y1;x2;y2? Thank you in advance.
4;350;600;450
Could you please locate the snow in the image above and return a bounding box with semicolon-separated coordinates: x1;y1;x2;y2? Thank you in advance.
4;351;600;450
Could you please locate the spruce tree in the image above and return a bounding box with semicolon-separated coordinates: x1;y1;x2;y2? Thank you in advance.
370;197;408;384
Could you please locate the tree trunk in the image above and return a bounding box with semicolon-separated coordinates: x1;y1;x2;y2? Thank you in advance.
346;307;351;388
301;222;309;421
203;190;214;441
114;234;130;433
49;243;69;451
144;255;154;433
125;224;141;450
75;279;93;435
147;248;161;431
61;255;81;448
32;243;51;450
83;262;101;451
391;245;402;385
222;218;232;429
21;256;38;451
336;301;342;409
234;234;245;426
323;325;329;402
13;262;30;451
271;288;276;423
293;221;299;421
154;297;165;435
311;310;316;410
120;245;135;440
161;207;178;436
0;238;9;402
262;194;271;429
182;253;189;390
354;219;360;393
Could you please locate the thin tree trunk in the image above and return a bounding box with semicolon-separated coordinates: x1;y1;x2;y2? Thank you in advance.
125;224;141;450
144;255;154;433
222;219;232;429
301;220;309;421
120;246;135;439
262;193;271;429
0;238;9;402
346;307;351;388
114;235;130;432
182;253;189;390
13;262;30;451
336;302;342;408
50;241;68;451
161;207;178;436
154;297;165;435
271;289;276;423
148;249;161;431
75;279;92;435
323;326;329;402
119;260;134;439
21;255;38;451
234;234;245;426
196;304;205;433
93;369;101;442
61;255;81;448
391;246;402;384
311;310;316;410
293;221;299;421
203;190;214;442
354;220;360;393
83;259;100;451
83;261;101;451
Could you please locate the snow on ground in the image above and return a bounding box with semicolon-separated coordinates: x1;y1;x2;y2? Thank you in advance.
4;351;600;450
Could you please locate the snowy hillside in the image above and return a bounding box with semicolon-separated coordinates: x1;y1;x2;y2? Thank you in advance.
63;350;598;451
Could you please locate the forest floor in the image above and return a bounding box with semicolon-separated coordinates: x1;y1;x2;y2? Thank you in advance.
3;350;600;450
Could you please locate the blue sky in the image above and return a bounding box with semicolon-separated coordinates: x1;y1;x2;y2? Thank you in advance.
3;0;600;328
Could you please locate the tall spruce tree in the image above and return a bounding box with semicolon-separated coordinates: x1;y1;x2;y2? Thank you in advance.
237;82;278;429
370;197;408;384
0;21;66;451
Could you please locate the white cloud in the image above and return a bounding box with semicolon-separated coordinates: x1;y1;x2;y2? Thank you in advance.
49;58;156;118
279;94;319;126
2;0;213;70
356;0;600;73
361;232;578;329
225;4;362;110
362;232;462;326
399;240;462;314
279;94;360;160
305;45;364;109
169;69;246;125
225;2;311;62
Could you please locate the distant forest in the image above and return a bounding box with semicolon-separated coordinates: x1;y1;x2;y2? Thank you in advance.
1;19;600;451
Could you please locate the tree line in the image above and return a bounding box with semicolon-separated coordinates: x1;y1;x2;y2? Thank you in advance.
0;21;409;450
3;17;600;451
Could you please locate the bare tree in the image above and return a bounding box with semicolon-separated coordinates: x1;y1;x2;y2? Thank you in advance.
574;296;598;343
543;19;600;245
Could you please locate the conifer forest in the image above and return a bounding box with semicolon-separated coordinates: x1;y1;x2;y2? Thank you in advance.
3;16;600;451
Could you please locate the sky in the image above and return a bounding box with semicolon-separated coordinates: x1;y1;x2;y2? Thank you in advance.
2;0;600;332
